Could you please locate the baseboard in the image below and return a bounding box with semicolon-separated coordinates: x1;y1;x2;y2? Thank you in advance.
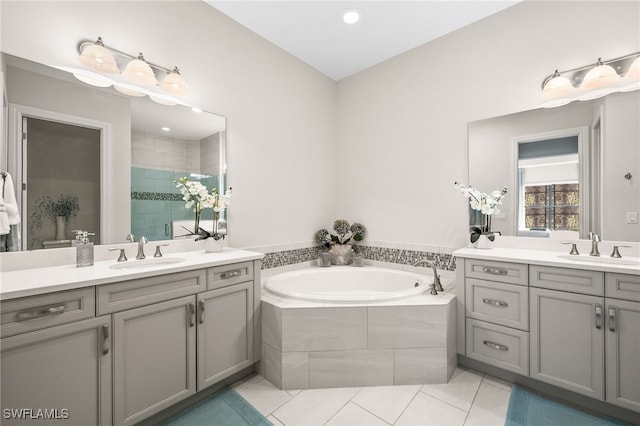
458;355;640;425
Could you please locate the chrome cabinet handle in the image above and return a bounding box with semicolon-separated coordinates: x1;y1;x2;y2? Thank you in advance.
608;307;616;332
481;267;508;275
102;324;109;355
595;304;603;329
483;340;508;351
482;298;508;307
199;300;205;324
220;269;242;279
189;303;195;327
16;304;67;321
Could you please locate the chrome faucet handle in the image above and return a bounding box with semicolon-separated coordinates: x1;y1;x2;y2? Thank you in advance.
611;245;632;259
125;233;135;243
136;236;148;260
154;244;170;258
562;242;580;255
589;232;600;242
429;283;438;295
109;248;128;262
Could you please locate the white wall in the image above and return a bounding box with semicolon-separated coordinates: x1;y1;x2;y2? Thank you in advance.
0;0;337;249
336;1;640;250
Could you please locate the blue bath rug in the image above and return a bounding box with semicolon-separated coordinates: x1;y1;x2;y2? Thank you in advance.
156;387;272;426
505;386;633;426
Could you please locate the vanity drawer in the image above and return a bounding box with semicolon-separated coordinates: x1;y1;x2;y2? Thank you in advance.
465;259;528;286
208;261;254;290
466;279;528;331
97;269;206;315
466;318;529;376
530;265;603;296
606;273;640;302
1;287;95;337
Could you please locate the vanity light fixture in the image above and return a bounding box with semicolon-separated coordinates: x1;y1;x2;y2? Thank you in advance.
541;51;640;108
160;67;189;96
78;37;119;74
75;36;189;103
122;53;158;86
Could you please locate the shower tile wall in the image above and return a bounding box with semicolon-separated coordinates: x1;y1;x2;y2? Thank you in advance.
130;130;219;241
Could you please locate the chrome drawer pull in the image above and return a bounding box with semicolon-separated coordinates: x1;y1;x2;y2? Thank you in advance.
481;267;508;275
199;300;205;324
608;307;616;332
483;340;509;351
102;324;109;355
188;303;195;327
220;269;242;279
595;304;603;330
482;298;508;307
15;304;67;321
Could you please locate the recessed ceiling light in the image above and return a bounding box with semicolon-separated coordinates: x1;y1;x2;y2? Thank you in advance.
161;127;171;132
343;9;360;24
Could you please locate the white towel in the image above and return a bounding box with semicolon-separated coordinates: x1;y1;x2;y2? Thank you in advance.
2;173;20;225
0;204;9;235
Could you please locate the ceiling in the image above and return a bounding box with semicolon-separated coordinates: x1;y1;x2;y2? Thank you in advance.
206;1;521;81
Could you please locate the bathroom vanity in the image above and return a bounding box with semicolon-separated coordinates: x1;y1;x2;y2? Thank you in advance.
0;247;263;426
454;243;640;415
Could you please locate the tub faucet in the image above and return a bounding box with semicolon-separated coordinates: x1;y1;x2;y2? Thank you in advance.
136;236;148;260
412;259;443;292
589;232;601;257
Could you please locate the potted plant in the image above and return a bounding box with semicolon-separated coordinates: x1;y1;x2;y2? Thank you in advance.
31;194;80;241
174;177;232;252
454;181;508;247
316;219;366;265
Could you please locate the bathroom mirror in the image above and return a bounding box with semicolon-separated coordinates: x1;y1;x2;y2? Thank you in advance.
1;52;227;250
468;90;640;242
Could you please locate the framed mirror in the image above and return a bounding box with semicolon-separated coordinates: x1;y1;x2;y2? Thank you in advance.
1;52;226;251
468;90;640;242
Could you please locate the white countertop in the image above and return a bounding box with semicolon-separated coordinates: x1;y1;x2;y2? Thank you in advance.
0;248;264;301
453;247;640;275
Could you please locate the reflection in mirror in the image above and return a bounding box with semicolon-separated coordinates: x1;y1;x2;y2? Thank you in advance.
2;52;226;250
468;90;640;242
515;129;586;240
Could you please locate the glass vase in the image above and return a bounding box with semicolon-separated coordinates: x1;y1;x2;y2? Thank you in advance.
329;244;354;265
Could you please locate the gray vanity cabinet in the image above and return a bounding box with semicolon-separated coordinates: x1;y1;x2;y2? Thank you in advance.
1;316;112;426
197;281;254;389
112;296;197;426
530;287;605;399
605;272;640;412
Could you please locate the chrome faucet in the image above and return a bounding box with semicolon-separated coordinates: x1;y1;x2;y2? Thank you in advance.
136;236;148;260
589;232;600;257
126;233;135;243
412;259;444;292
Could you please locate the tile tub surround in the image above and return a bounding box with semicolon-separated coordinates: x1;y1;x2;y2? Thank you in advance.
260;288;456;389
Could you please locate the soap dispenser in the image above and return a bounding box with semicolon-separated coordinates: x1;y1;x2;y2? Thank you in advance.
75;230;95;267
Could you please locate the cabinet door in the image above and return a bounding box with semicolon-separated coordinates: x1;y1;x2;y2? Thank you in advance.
197;282;254;390
606;299;640;412
1;316;111;426
113;296;196;425
530;287;604;399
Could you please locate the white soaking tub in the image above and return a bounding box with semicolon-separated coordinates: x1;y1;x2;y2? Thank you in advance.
264;266;431;303
261;266;457;390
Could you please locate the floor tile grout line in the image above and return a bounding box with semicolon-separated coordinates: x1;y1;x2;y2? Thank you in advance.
462;373;485;425
350;398;398;425
322;392;363;426
391;388;423;425
418;382;478;414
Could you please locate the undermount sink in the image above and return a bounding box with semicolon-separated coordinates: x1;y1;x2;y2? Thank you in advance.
109;257;186;270
557;254;640;267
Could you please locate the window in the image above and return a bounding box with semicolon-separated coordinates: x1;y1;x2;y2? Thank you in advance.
524;183;579;231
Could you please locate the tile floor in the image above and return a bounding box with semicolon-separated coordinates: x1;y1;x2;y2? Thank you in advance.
231;367;512;426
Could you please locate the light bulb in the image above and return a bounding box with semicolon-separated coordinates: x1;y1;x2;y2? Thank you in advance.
122;53;158;86
78;37;119;74
160;67;189;96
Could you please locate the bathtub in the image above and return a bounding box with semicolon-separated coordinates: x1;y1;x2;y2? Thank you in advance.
264;266;430;303
261;266;456;390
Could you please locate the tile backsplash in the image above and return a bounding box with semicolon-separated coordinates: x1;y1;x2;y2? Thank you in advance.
259;243;456;271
